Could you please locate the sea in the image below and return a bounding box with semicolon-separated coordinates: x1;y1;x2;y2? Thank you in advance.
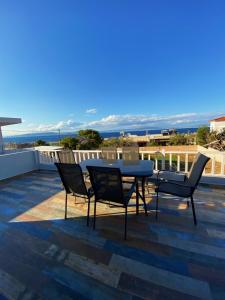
3;128;198;144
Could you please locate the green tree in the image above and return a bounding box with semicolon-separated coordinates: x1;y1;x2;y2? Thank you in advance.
101;138;120;147
60;137;78;150
147;141;160;146
196;126;210;145
101;137;137;148
34;139;49;146
169;134;188;145
77;129;103;149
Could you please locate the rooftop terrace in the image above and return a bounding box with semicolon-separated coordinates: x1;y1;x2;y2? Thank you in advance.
0;170;225;299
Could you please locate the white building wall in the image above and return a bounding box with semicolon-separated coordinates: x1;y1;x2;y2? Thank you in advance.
210;121;225;132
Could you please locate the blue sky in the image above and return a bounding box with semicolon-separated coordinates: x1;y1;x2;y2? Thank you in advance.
0;0;225;135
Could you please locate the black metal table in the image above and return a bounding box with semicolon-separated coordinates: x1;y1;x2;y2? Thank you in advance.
80;159;154;214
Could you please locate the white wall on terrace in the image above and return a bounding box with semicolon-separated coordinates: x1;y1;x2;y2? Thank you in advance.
0;150;39;181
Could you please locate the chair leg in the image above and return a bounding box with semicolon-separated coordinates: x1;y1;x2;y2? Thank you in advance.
186;200;190;208
190;195;197;225
124;206;128;240
156;190;159;220
65;193;68;220
143;199;148;216
93;199;97;230
87;195;90;226
74;195;77;204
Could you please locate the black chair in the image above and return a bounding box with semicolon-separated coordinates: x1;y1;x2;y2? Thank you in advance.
87;166;144;240
57;150;75;164
101;147;117;160
155;153;210;225
55;163;93;226
122;146;139;161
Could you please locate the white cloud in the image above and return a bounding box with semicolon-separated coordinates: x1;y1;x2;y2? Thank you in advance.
82;112;220;131
2;112;223;136
86;108;97;114
36;119;81;132
2;119;82;136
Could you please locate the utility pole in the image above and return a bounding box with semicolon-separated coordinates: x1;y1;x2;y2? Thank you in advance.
58;129;61;143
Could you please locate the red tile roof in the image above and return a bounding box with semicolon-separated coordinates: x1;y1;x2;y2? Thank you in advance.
209;116;225;122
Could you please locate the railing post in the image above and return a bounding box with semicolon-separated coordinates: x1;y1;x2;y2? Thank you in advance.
177;154;180;172
155;157;158;170
161;149;165;170
185;153;188;173
169;153;172;171
78;151;81;163
73;151;78;163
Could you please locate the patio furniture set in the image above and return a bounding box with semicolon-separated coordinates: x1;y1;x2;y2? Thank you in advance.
55;147;209;239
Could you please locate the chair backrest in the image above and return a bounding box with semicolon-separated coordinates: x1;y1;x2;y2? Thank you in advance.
187;153;210;187
87;166;125;204
55;163;88;196
122;146;139;161
57;150;75;164
101;147;117;160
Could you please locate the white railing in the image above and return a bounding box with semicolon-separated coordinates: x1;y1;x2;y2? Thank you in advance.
38;148;225;177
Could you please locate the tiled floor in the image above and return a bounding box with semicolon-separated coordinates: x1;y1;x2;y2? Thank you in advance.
0;170;225;300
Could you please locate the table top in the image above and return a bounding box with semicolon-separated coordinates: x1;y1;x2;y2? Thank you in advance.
80;159;153;177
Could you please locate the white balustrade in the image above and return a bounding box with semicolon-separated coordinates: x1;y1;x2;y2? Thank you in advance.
37;148;225;177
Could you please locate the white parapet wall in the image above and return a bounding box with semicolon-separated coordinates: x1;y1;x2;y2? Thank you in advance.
0;150;39;181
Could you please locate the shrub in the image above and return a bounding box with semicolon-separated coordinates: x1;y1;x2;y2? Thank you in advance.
34;140;49;146
169;134;188;145
60;137;78;150
196;126;210;145
77;129;103;149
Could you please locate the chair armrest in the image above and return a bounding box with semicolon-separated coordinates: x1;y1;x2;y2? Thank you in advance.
156;180;195;197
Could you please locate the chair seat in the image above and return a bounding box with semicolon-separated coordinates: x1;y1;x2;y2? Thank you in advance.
148;170;186;184
69;181;94;198
156;181;193;198
105;182;135;206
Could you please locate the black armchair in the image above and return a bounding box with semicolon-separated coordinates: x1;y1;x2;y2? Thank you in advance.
55;163;93;226
56;150;76;164
87;166;138;240
155;153;210;225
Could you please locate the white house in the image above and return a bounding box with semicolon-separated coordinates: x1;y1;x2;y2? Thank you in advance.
209;116;225;133
0;117;22;153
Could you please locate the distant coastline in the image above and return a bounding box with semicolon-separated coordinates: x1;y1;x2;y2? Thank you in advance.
3;127;198;144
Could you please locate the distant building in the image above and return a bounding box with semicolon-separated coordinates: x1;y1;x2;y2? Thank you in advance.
209;116;225;133
161;128;177;136
0;117;22;152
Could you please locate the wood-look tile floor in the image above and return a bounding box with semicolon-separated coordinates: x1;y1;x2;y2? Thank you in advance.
0;170;225;300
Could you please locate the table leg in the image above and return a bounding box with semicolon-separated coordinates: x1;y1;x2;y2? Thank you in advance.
142;177;148;216
135;178;139;215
